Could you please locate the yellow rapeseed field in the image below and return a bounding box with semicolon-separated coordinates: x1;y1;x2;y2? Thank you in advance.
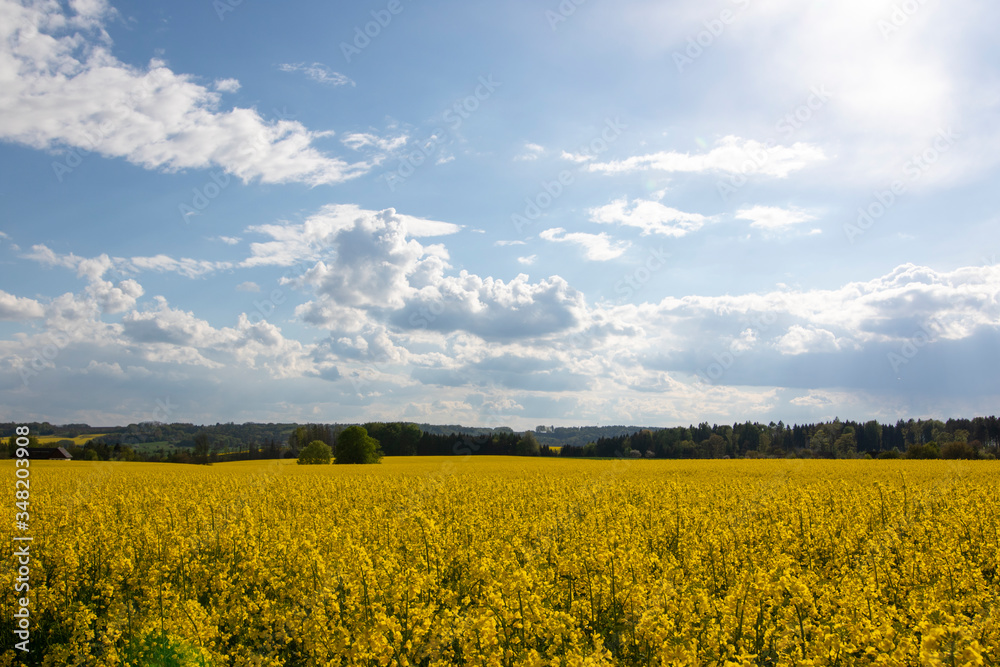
2;457;998;666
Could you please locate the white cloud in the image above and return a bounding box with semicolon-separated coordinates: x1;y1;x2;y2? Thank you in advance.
736;205;816;231
393;273;586;342
539;228;630;261
22;244;80;270
561;150;593;163
21;246;144;313
216;236;242;245
0;2;372;185
0;290;45;320
213;78;240;93
773;325;843;355
278;62;354;87
87;275;143;314
341;132;409;153
120;297;315;377
495;240;527;247
236;281;260;292
126;255;232;279
81;360;124;376
515;142;546;161
789;392;835;408
589;198;708;237
24;245;230;280
272;210;590;345
587;136;826;177
517;254;537;265
242;204;462;268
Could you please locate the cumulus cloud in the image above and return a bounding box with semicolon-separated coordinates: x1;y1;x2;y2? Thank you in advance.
586;136;826;177
298;221;440;310
392;273;585;342
122;297;225;347
264;206;590;345
22;246;144;313
539;228;630;261
24;245;229;280
0;290;45;320
242;204;462;268
589;198;709;237
119;297;315;377
773;325;844;355
213;78;240;93
0;1;372;185
87;275;144;314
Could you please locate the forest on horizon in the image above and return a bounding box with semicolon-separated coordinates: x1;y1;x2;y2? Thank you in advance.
4;415;998;463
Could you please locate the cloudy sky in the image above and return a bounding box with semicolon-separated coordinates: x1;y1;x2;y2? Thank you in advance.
1;0;998;429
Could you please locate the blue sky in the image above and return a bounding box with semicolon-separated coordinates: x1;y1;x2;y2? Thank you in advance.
1;0;998;429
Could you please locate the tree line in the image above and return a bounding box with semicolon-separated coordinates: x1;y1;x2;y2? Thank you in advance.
557;416;1000;460
3;416;998;463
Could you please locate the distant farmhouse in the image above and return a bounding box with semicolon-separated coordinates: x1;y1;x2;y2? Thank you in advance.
27;447;72;460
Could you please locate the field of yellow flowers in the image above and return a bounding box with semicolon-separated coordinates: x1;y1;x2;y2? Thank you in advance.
2;456;998;666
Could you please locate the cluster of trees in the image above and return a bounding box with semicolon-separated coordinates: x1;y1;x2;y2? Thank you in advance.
5;416;998;464
559;417;1000;460
297;426;384;465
